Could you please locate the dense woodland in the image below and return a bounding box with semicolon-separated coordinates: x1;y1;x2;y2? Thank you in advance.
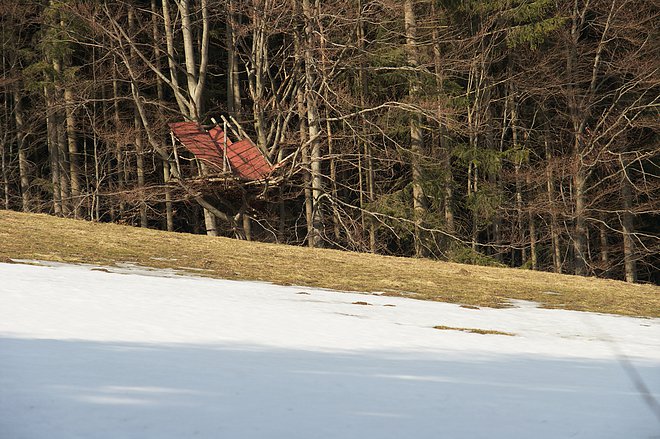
1;0;658;283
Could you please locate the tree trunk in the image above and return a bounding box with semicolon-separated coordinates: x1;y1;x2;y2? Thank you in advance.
318;15;340;243
242;212;252;241
44;84;62;215
526;166;537;270
470;163;479;252
301;0;323;248
404;0;427;257
567;2;587;276
63;74;81;218
327;116;341;242
529;215;538;269
161;0;188;114
178;0;217;235
599;218;608;267
226;0;241;116
150;0;165;102
295;57;313;246
621;160;637;283
566;1;614;276
129;7;148;228
112;70;125;219
13;83;30;212
203;210;218;236
151;0;167;235
49;1;70;215
1;135;8;210
1;48;7;209
178;0;209;119
196;161;217;237
134;108;148;228
357;0;376;252
430;1;454;239
573;166;587;275
544;133;561;273
249;1;268;150
56;119;70;215
510;83;526;265
163;161;174;232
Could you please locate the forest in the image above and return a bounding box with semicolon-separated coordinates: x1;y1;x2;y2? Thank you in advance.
1;0;658;283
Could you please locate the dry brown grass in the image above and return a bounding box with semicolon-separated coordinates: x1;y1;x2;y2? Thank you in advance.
1;210;658;318
433;326;516;336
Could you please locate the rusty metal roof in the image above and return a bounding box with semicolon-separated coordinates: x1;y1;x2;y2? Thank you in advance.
169;121;273;181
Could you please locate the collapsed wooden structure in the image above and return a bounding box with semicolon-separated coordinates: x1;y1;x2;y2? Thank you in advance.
168;118;299;238
169;120;275;183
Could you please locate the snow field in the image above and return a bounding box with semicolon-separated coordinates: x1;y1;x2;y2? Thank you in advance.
1;262;659;438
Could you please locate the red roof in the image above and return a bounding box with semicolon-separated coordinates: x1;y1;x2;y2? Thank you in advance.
169;121;272;180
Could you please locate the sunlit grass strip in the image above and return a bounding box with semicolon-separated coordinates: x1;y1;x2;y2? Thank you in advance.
1;210;659;318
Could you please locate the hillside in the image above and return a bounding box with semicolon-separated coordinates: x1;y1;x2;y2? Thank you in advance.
1;210;658;318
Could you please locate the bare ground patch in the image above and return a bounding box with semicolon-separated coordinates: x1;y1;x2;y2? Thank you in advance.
433;325;516;336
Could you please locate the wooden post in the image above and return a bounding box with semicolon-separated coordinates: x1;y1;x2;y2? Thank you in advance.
223;119;228;173
170;132;182;178
220;115;242;143
212;116;230;174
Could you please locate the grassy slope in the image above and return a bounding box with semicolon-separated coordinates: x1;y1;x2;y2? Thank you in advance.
1;210;658;318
